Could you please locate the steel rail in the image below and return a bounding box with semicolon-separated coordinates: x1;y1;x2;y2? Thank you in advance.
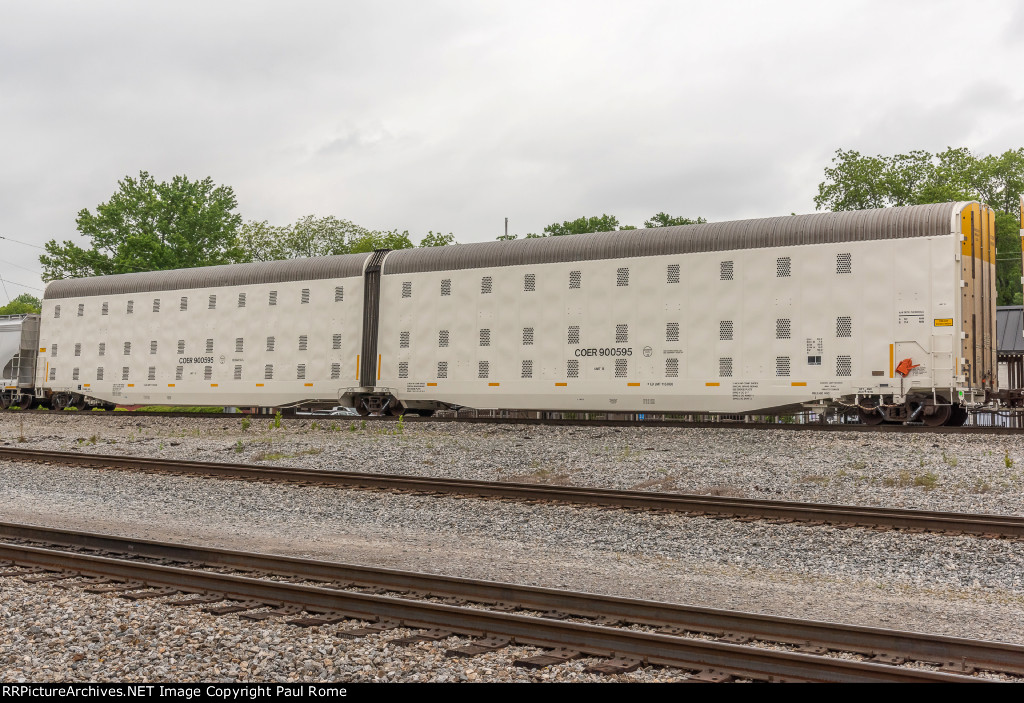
0;540;980;683
4;409;1024;434
3;447;1024;539
3;521;1021;677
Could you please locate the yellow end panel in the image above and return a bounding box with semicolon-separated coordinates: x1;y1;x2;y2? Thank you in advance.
961;204;975;257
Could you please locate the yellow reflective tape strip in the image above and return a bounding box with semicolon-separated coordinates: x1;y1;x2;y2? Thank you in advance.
356;354;360;380
127;384;134;388
167;384;175;387
377;354;381;381
488;382;500;386
4;386;16;390
706;382;720;387
39;348;45;353
304;383;313;387
889;344;894;378
555;382;567;387
627;382;640;387
791;382;806;386
83;384;90;388
210;384;218;387
256;383;264;387
427;382;437;386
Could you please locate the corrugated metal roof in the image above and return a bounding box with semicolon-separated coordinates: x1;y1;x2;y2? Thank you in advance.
44;253;372;300
383;202;968;275
997;306;1024;355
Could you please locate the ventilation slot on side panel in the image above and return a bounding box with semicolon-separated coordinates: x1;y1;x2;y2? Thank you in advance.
180;297;188;312
235;338;244;353
205;339;214;354
437;361;448;379
301;288;310;304
439;330;449;347
98;343;105;357
96;367;104;381
72;368;80;381
238;293;246;308
208;295;217;310
616;324;628;343
77;304;84;317
720;261;734;280
269;291;278;306
398;362;409;379
837;355;852;377
478;361;489;379
334;287;343;302
175;366;183;381
121;367;129;381
522;327;534;345
101;302;109;316
234;365;242;380
569;271;581;289
836;253;852;274
616;267;629;286
481;276;493;294
777;319;791;339
333;334;342;350
719;321;733;341
147;367;155;381
298;335;308;351
401;281;412;298
297;364;306;380
126;301;134;314
667;264;680;284
330;363;340;380
524;273;536;291
776;357;791;377
75;343;81;357
666;358;679;377
776;257;791;277
177;340;185;354
440;279;451;296
204;366;212;381
836;316;852;338
54;305;61;319
568;326;580;345
521;360;533;378
400;331;410;348
567;359;579;378
123;342;131;355
264;364;274;380
153;299;161;313
266;337;275;352
479;329;491;347
666;323;680;342
49;368;56;381
51;344;57;357
719;358;733;377
615;358;627;377
149;341;157;355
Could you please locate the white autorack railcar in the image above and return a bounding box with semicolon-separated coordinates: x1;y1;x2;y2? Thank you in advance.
1;201;1004;426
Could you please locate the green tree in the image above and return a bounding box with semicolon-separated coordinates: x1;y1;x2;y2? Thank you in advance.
349;229;414;254
419;231;456;247
543;214;621;236
40;171;243;280
0;293;41;315
235;215;370;262
643;213;708;228
815;148;1024;304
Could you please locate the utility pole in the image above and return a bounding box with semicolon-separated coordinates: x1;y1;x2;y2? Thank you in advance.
505;217;508;240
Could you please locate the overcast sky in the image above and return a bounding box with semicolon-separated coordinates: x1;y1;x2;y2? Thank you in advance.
2;0;1023;299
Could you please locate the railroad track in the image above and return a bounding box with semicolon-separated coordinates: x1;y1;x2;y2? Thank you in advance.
0;521;1017;682
3;447;1024;540
3;408;1024;433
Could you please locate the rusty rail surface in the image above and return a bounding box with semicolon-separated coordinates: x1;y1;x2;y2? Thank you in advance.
3;447;1024;539
0;527;1005;682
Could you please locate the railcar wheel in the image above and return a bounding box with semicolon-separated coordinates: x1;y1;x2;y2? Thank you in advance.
0;395;9;410
354;399;371;416
946;405;969;427
72;396;89;411
386;400;405;416
51;394;70;411
922;403;952;427
857;404;886;426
